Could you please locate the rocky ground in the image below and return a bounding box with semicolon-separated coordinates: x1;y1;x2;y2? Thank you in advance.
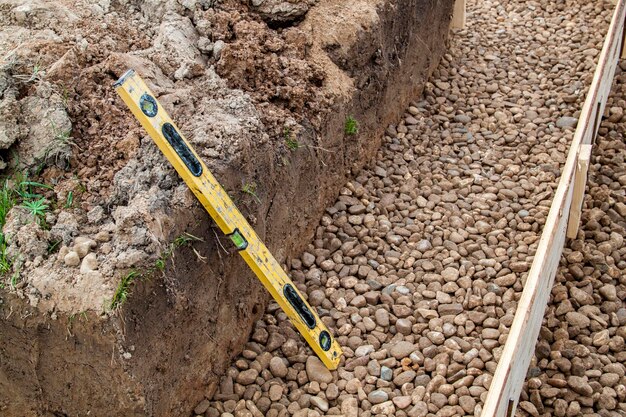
198;1;626;416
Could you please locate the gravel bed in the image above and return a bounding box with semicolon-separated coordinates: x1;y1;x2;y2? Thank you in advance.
196;1;623;416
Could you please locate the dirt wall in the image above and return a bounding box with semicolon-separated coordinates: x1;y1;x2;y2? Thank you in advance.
0;0;454;415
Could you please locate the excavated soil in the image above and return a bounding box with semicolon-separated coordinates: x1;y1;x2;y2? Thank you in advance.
0;0;453;415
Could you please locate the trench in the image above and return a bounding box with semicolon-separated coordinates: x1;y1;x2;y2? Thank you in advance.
200;1;626;417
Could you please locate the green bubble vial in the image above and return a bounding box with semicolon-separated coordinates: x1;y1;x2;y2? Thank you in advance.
229;229;248;250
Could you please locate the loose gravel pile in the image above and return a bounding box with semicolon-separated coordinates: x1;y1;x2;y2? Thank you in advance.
197;1;625;416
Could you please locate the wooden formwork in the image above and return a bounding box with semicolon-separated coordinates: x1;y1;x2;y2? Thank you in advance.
451;0;466;29
478;0;626;416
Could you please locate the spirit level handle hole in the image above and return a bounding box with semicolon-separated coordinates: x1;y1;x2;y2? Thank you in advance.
161;122;203;177
284;284;316;329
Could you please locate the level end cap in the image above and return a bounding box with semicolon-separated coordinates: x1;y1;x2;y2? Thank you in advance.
113;69;135;88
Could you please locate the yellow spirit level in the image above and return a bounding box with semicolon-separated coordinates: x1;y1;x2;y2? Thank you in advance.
114;69;342;370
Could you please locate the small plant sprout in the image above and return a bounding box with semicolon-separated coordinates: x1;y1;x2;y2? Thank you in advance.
50;120;74;147
284;128;301;151
154;232;203;272
345;116;358;136
0;180;16;275
242;182;261;204
110;270;139;309
173;232;202;248
155;258;166;271
60;84;71;109
0;246;10;275
9;259;21;288
0;180;16;228
65;191;74;208
47;239;62;254
21;197;48;224
0;175;53;276
10;271;20;288
14;62;44;83
55;129;74;146
15;179;52;201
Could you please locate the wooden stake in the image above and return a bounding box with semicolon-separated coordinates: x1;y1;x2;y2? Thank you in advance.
566;144;593;239
621;13;626;58
451;0;466;29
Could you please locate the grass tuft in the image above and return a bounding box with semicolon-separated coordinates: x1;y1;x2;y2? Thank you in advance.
64;191;74;208
241;182;261;204
344;116;358;136
284;128;301;151
0;180;16;229
0;173;53;282
21;197;48;224
108;233;203;309
55;129;74;146
156;232;203;269
0;180;15;274
13;62;44;84
110;271;139;309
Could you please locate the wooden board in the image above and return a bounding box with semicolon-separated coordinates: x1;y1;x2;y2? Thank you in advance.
451;0;466;29
480;1;626;416
566;144;593;239
615;0;626;57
